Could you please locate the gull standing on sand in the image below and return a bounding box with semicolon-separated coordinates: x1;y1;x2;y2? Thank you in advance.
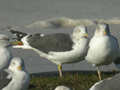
89;73;120;90
9;26;89;77
2;57;30;90
85;23;119;80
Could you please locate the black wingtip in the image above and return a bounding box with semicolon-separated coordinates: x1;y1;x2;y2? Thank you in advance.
8;28;27;41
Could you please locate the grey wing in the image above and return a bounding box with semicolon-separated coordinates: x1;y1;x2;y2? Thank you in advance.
28;33;74;53
111;35;119;48
84;38;90;58
113;57;120;69
112;36;120;68
0;71;11;89
114;57;120;64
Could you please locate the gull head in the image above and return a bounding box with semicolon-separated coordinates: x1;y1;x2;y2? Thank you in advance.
8;29;31;49
95;23;110;36
8;57;25;72
72;25;88;42
10;34;32;49
8;29;27;41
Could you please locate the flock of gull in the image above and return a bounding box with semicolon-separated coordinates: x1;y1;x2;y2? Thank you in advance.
0;23;120;90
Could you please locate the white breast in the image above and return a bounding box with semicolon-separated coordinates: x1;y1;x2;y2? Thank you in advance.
0;47;11;70
86;36;119;65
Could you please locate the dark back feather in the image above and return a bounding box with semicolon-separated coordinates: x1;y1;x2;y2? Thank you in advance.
28;33;73;53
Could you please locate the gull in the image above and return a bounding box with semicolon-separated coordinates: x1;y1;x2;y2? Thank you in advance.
0;34;24;79
2;57;30;90
89;73;120;90
0;34;18;79
85;23;119;80
0;34;12;72
9;26;89;77
55;85;72;90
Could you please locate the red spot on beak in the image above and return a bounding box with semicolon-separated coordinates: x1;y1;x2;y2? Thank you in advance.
18;41;23;45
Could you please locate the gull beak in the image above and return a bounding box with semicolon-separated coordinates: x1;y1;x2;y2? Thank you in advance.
17;66;22;70
10;41;23;46
83;33;88;37
104;31;107;35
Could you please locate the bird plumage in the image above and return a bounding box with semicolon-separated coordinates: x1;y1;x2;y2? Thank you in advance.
2;57;30;90
86;24;119;66
9;25;89;77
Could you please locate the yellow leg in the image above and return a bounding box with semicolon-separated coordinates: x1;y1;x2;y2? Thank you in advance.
58;64;62;77
97;67;102;81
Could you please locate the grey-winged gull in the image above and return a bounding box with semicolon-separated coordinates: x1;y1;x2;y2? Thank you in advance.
0;34;15;79
2;57;30;90
85;23;119;80
9;26;89;77
89;73;120;90
0;34;24;79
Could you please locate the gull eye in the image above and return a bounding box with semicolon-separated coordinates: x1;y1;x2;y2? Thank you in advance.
12;62;15;65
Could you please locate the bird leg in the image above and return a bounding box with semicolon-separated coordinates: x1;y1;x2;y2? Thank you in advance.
58;64;62;77
97;67;102;80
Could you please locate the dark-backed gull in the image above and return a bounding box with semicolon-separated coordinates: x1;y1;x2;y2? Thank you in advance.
85;23;119;80
9;26;89;77
2;57;30;90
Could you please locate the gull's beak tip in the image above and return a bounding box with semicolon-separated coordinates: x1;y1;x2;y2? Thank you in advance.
17;66;22;70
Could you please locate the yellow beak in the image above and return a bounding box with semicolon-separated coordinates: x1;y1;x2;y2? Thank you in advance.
17;66;22;70
10;41;23;46
104;31;107;35
83;33;88;37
